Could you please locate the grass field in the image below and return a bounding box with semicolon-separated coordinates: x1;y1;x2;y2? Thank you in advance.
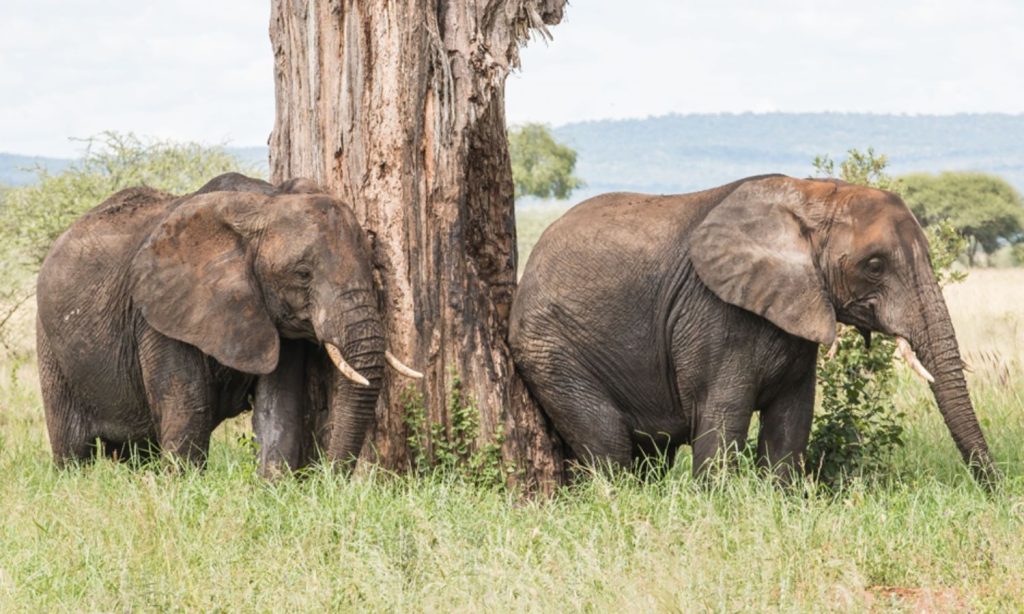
1;212;1023;611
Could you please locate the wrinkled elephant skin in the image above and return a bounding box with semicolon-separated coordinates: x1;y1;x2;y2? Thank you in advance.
510;175;996;485
36;173;387;475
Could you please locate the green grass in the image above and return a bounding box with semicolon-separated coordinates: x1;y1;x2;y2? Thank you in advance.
2;386;1023;610
516;205;569;275
1;212;1023;610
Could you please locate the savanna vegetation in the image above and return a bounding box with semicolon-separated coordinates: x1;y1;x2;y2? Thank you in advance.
902;171;1024;265
1;141;1023;610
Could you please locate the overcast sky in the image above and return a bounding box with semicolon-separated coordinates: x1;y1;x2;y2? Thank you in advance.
2;0;1022;157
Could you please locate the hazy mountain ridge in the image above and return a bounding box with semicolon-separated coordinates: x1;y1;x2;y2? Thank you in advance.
549;112;1024;199
3;113;1022;195
0;154;73;186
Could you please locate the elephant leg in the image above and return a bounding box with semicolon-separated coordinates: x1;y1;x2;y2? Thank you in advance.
691;393;755;479
536;384;632;470
37;327;94;466
138;327;214;467
756;369;816;485
253;338;313;478
516;344;633;470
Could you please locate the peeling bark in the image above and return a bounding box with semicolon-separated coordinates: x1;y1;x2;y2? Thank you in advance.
269;0;567;491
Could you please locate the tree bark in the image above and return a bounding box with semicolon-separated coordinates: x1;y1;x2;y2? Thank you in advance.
268;0;567;491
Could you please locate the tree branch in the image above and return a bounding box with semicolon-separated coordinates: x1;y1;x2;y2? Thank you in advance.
0;290;35;352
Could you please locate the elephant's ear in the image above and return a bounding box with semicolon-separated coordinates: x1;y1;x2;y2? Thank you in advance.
690;179;836;346
130;192;280;374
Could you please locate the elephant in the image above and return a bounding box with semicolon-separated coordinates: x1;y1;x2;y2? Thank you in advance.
509;174;997;485
36;172;420;476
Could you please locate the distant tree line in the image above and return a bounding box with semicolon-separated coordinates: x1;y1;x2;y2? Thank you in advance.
550;113;1024;197
506;128;1024;268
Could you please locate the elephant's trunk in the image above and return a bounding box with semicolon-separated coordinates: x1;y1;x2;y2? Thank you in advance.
317;297;386;468
911;279;998;486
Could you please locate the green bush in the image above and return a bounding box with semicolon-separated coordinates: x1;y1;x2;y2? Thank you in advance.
402;373;507;489
812;147;902;193
807;150;966;486
808;331;902;484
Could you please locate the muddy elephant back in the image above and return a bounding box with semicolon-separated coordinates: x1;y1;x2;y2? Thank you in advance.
38;188;177;318
36;187;179;400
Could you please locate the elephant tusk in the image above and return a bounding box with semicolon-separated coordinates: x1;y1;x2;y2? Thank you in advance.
895;337;935;383
824;323;844;360
325;343;371;387
825;337;840;360
385;351;424;379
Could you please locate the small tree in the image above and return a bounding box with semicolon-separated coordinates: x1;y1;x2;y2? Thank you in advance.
812;148;902;193
509;123;583;200
806;149;966;485
901;171;1024;265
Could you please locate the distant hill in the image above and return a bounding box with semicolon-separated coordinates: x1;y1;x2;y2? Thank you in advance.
3;114;1022;198
549;112;1024;201
0;154;73;186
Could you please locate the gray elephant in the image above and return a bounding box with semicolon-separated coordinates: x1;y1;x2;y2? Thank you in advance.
510;175;997;484
36;173;419;476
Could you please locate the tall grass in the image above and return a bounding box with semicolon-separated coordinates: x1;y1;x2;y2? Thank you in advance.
0;212;1022;610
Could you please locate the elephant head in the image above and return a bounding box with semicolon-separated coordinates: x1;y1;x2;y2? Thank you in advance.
128;189;418;463
691;176;997;484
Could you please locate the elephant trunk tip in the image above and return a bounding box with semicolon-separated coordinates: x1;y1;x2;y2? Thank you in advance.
969;452;1001;491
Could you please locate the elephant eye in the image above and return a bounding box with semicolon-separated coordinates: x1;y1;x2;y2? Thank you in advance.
295;266;313;283
863;256;886;276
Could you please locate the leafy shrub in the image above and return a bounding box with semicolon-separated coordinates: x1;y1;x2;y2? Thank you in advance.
807;330;902;484
812;147;902;193
806;150;966;486
402;373;507;488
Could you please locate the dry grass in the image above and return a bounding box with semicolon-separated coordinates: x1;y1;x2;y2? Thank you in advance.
946;269;1024;371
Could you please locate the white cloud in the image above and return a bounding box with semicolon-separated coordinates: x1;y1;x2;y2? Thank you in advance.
507;0;1024;124
0;0;273;157
1;0;1021;156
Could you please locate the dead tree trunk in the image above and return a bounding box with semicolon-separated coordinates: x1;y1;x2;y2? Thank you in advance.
269;0;567;490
